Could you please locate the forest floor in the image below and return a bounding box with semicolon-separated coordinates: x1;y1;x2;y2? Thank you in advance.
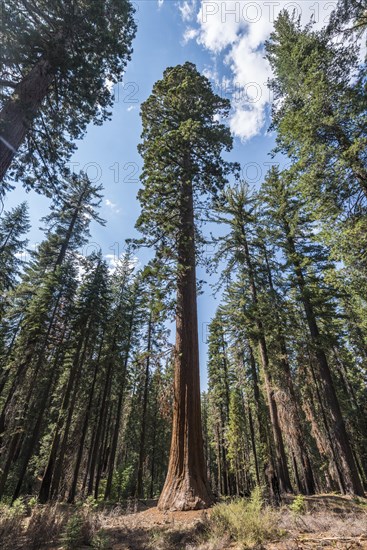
1;494;366;549
99;495;367;550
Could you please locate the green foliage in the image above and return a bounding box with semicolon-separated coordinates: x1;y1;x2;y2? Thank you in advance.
1;0;137;194
0;497;27;519
328;0;367;38
61;513;85;549
289;494;306;515
136;61;238;288
91;529;110;550
83;496;100;511
8;497;26;517
28;497;39;510
0;202;29;292
112;465;135;501
210;488;281;548
265;10;367;291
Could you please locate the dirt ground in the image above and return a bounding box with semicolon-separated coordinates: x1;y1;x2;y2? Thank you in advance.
95;495;367;550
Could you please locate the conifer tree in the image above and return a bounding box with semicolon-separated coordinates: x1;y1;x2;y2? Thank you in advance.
207;310;232;496
210;182;293;495
0;202;29;296
328;0;367;37
136;62;237;510
0;175;105;499
266;11;367;205
261;167;364;496
0;0;136;191
227;387;248;495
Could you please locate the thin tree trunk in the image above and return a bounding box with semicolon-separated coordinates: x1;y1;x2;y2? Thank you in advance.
263;247;315;495
248;407;260;485
50;328;92;499
241;230;292;494
68;336;103;503
96;410;113;495
88;357;114;496
102;319;136;500
136;313;153;498
150;413;157;499
39;328;86;503
215;422;222;495
285;226;364;496
0;289;62;440
103;393;123;500
12;345;63;501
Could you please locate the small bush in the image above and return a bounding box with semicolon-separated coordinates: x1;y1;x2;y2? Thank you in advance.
61;512;86;549
0;501;63;549
83;495;100;511
209;486;282;548
0;498;29;549
91;528;111;549
10;497;27;517
61;507;103;549
27;497;39;510
289;494;306;516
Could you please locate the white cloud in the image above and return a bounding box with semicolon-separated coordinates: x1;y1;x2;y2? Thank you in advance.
105;199;121;214
105;253;119;272
183;1;334;141
179;0;197;22
196;1;241;53
182;27;199;44
127;105;138;112
157;0;164;8
105;253;140;274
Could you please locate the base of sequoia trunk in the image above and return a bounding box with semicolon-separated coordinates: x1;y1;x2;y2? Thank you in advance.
158;474;213;511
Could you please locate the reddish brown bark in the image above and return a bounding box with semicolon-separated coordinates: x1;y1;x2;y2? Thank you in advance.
158;178;212;511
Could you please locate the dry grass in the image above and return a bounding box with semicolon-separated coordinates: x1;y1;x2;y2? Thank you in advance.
205;488;283;549
0;494;366;549
279;505;367;540
0;499;112;549
0;500;65;549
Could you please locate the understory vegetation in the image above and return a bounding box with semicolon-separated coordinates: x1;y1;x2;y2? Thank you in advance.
0;490;366;549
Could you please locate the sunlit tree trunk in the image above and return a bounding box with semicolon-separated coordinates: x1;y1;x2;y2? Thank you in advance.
158;177;212;510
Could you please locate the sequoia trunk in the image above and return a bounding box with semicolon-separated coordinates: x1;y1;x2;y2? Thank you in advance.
158;177;212;511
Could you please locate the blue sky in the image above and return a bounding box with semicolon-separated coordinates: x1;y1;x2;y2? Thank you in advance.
5;1;332;388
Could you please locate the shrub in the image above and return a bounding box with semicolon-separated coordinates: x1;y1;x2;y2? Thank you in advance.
91;528;111;549
209;486;282;548
10;497;26;517
61;512;86;549
61;506;103;549
289;494;306;516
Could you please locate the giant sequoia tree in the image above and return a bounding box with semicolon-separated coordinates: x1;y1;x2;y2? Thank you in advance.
0;0;136;193
136;62;237;510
